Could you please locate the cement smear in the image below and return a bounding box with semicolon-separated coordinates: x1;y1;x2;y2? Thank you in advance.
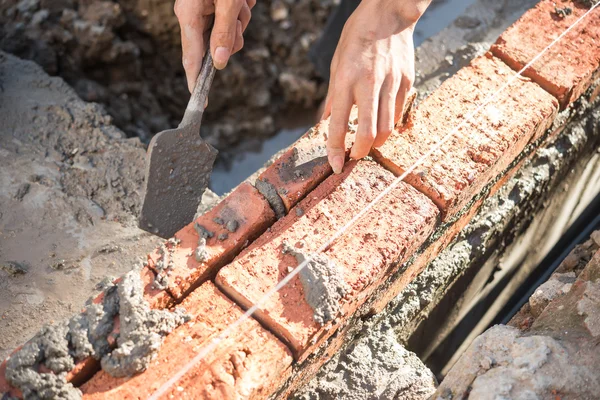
152;239;180;290
100;270;189;378
283;243;348;325
277;138;327;183
255;179;287;219
294;328;436;400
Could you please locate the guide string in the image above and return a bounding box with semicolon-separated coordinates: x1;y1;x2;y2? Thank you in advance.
148;4;599;398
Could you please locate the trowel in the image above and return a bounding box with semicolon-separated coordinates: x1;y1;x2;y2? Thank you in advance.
139;52;218;239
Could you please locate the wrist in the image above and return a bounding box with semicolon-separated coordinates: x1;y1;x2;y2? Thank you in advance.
353;0;428;36
395;0;430;27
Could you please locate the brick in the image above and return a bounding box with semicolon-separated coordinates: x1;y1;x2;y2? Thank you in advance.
148;182;276;300
216;160;439;361
491;0;600;109
81;281;293;399
256;92;416;217
372;54;558;221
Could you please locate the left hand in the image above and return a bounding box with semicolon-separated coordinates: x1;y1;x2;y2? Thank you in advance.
322;0;430;174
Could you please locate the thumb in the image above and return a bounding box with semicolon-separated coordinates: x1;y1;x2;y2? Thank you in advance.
210;0;242;70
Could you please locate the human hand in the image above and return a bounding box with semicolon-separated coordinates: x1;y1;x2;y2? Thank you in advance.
175;0;256;92
322;0;430;173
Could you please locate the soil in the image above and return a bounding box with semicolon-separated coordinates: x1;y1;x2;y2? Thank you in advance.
0;0;334;153
0;51;161;361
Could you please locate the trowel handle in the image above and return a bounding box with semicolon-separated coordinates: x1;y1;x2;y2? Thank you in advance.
179;50;217;131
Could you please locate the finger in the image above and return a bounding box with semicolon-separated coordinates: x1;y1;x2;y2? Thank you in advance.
327;83;353;174
239;2;251;32
394;78;412;124
321;55;339;120
232;20;244;54
351;86;378;159
374;76;399;148
179;17;207;92
246;0;256;9
321;91;332;120
211;0;243;69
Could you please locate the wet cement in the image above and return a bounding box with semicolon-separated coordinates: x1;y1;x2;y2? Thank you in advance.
255;179;287;219
100;270;189;378
3;268;188;397
295;328;436;399
151;239;180;291
283;242;348;325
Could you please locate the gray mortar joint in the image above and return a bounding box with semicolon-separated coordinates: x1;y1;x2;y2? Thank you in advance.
152;238;180;290
255;179;287;219
282;241;349;325
3;269;189;399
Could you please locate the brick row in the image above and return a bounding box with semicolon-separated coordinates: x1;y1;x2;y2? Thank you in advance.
372;53;558;221
216;160;439;361
81;281;293;399
491;0;600;109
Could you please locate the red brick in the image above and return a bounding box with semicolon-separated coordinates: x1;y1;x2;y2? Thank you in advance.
148;182;276;300
369;133;550;315
216;160;439;361
372;54;558;221
0;358;21;398
81;282;293;400
491;0;600;109
256;92;416;217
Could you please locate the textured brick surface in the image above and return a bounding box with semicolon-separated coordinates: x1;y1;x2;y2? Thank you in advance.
81;282;293;400
372;54;558;220
491;0;600;109
216;160;439;361
148;183;275;300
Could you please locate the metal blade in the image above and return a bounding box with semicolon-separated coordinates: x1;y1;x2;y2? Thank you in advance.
138;127;218;238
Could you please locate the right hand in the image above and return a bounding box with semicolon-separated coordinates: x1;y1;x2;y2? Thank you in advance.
174;0;256;92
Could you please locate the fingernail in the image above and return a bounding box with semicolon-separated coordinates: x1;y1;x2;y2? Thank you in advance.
330;155;344;174
214;47;230;69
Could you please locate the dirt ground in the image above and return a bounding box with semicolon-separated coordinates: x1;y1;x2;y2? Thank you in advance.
0;0;334;151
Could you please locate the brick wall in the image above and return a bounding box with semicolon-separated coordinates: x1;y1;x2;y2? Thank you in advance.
2;1;600;398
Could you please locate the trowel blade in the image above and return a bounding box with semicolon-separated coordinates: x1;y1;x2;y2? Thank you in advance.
139;127;218;239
